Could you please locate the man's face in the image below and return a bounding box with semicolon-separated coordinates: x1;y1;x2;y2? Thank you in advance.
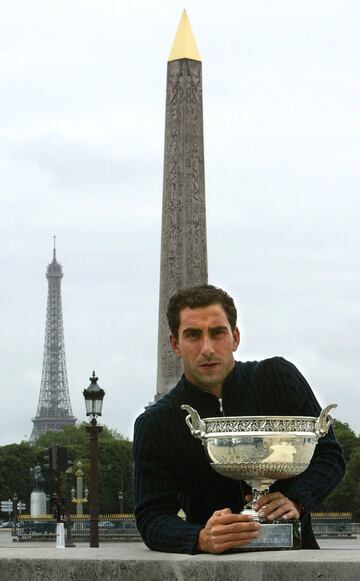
169;304;240;397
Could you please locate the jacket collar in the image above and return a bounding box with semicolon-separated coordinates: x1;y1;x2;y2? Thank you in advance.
181;363;238;417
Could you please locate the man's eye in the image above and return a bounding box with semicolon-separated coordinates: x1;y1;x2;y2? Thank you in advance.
184;330;200;338
211;329;226;337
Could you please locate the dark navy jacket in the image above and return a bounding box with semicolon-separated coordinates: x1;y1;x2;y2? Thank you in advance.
133;357;345;553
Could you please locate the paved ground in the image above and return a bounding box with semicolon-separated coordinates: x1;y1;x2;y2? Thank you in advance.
0;530;359;581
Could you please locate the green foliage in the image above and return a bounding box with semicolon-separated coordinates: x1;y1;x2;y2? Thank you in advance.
332;420;358;462
0;424;133;515
319;420;360;519
0;443;37;507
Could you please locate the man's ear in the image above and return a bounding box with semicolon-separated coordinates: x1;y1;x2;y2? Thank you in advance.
232;326;240;352
169;334;182;357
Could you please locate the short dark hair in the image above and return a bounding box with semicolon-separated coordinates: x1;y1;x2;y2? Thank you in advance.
166;284;237;338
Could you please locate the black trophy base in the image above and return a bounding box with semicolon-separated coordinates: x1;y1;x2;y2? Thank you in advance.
235;520;301;551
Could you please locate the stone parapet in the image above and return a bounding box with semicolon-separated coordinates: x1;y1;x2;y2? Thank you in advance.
0;542;359;581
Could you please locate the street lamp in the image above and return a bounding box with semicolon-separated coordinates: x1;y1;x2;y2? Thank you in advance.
118;467;124;514
65;460;75;547
71;462;88;514
12;493;18;537
83;371;105;548
118;490;124;514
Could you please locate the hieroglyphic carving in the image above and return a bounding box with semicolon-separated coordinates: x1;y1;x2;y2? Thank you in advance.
156;58;208;398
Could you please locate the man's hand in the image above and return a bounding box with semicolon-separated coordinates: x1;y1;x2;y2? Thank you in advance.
245;492;302;521
196;508;261;554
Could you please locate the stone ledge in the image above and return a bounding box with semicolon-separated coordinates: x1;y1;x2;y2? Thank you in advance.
0;542;359;581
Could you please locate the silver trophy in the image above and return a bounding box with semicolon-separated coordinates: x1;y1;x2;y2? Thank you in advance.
181;403;336;549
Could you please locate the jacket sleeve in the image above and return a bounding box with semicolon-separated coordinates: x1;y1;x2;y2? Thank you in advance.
133;411;202;553
272;358;346;516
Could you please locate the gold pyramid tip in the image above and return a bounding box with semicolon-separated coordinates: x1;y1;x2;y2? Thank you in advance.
168;10;201;62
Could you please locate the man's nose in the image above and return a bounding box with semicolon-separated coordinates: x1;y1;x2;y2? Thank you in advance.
201;335;215;357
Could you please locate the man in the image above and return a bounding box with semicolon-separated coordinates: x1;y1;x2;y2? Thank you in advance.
133;285;345;554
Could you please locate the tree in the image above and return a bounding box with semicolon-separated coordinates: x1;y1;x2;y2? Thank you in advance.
331;420;359;463
0;443;36;510
0;424;134;515
318;420;360;517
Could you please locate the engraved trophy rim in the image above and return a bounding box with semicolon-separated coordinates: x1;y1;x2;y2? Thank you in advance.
202;414;319;423
200;415;321;437
181;404;337;440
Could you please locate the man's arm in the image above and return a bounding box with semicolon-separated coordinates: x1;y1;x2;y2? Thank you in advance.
133;411;203;553
133;411;261;554
263;358;346;517
279;425;345;517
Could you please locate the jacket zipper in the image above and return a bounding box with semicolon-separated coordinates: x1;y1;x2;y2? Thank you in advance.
218;398;225;416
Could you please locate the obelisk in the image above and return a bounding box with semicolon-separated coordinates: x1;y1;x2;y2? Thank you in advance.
156;11;208;398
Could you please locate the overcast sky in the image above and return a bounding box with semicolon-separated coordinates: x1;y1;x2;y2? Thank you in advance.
0;1;359;445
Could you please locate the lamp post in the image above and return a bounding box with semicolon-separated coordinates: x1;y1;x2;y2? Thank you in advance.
118;490;124;514
71;462;88;514
83;371;105;548
75;462;85;515
118;467;124;514
12;493;18;537
65;460;75;547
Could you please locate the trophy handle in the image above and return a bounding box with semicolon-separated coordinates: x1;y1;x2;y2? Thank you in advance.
315;404;337;440
181;405;206;439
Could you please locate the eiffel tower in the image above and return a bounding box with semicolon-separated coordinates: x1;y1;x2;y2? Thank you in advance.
31;238;76;439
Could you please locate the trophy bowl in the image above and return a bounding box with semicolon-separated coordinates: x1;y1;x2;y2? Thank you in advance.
181;404;336;517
